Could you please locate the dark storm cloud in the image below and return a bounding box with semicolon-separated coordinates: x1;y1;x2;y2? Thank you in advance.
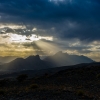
65;47;92;54
0;0;100;41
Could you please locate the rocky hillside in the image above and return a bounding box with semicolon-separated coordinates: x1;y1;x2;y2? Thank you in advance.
0;63;100;100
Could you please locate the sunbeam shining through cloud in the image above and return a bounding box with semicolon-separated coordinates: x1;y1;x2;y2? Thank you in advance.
0;0;100;61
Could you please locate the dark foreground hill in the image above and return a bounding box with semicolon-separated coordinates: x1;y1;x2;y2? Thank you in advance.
0;63;100;100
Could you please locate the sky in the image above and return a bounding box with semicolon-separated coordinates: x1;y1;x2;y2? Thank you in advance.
0;0;100;61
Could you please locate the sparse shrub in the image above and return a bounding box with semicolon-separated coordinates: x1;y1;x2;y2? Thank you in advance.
96;73;100;79
0;79;9;87
40;73;49;78
44;73;48;76
76;89;85;96
29;84;39;89
25;87;30;92
53;91;61;95
16;74;28;82
0;89;5;95
90;70;95;75
44;73;49;77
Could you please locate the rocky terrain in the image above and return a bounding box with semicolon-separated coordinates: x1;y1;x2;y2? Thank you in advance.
0;63;100;100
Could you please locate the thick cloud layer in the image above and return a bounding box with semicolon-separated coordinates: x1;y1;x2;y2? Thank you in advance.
0;0;100;41
0;0;100;61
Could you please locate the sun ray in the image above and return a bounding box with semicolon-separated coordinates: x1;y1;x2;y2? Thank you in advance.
35;40;62;55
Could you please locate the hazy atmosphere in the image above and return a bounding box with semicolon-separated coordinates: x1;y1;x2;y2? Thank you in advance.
0;0;100;61
0;1;100;99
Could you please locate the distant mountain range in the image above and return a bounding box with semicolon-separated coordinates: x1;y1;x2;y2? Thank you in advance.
44;51;94;67
1;55;53;71
0;51;94;71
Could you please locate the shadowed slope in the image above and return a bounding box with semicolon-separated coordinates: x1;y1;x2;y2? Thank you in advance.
2;55;53;71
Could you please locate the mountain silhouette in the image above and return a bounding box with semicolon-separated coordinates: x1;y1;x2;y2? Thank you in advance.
44;51;94;67
2;55;53;71
0;52;94;71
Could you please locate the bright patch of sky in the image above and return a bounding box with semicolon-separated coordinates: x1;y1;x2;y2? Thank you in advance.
0;33;53;43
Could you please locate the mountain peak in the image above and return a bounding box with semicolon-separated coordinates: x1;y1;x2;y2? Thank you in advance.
26;55;34;59
26;55;40;61
55;51;68;56
44;51;93;67
35;55;40;60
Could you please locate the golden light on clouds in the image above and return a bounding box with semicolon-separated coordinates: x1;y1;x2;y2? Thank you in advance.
0;23;100;61
0;32;54;57
0;33;53;43
10;34;27;42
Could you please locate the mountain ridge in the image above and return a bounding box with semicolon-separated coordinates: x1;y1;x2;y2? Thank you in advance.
44;51;94;66
0;51;94;71
1;55;53;71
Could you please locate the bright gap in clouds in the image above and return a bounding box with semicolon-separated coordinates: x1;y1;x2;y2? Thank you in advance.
11;34;53;42
0;33;55;57
0;33;53;43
